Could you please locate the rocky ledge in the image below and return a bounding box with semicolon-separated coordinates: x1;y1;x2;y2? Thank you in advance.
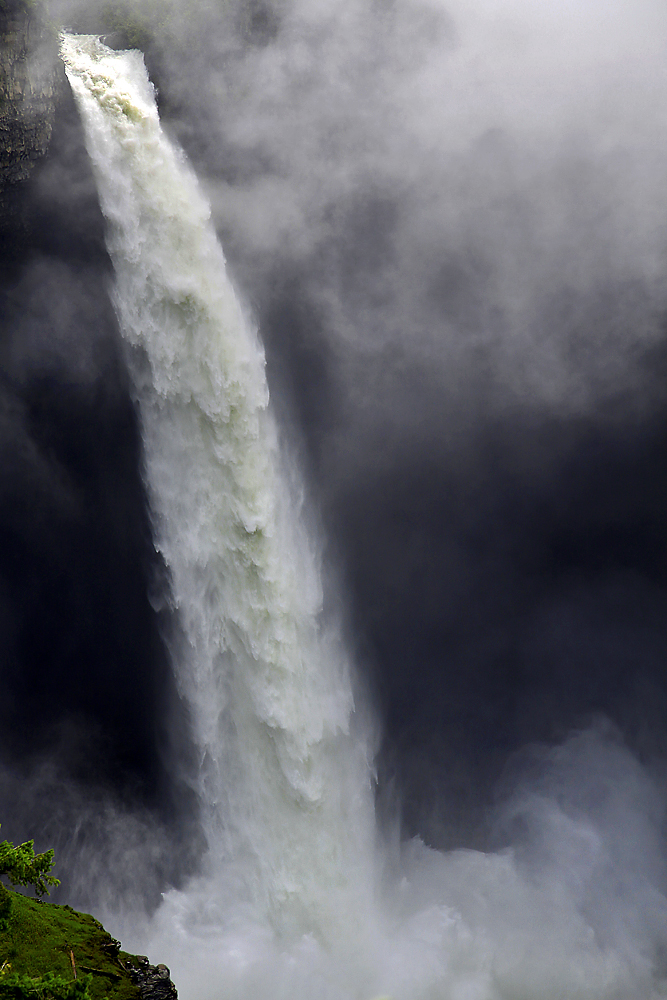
123;956;179;1000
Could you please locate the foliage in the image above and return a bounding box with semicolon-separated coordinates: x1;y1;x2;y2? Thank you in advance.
0;885;11;933
0;830;59;899
0;970;92;1000
0;890;141;1000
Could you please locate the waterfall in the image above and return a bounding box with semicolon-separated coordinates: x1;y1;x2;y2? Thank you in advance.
60;32;376;945
59;32;667;1000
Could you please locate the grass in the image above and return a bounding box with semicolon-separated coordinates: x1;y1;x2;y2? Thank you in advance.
0;885;142;1000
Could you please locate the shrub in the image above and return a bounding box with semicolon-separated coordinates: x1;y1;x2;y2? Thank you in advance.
0;970;93;1000
0;828;60;899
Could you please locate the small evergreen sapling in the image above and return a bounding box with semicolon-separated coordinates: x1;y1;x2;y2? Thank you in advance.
0;828;60;898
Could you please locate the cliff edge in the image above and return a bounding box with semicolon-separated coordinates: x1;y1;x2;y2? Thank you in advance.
0;884;178;1000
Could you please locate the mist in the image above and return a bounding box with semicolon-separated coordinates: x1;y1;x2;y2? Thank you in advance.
96;0;667;842
3;0;667;996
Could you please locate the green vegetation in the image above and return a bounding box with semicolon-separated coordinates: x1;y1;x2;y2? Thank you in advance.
0;833;143;1000
0;887;142;1000
0;969;93;1000
0;828;60;898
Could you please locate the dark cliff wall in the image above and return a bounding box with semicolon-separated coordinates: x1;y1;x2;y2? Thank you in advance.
0;0;62;237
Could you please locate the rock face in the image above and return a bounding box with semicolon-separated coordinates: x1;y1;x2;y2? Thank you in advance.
123;956;179;1000
0;0;62;229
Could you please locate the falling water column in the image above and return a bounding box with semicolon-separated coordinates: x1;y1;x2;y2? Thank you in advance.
60;33;376;947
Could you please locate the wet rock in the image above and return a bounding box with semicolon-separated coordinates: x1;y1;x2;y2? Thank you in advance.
124;955;179;1000
0;0;63;230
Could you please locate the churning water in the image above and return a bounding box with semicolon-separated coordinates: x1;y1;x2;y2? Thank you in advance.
61;34;667;1000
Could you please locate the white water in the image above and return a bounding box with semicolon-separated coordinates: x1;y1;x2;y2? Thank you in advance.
61;34;667;1000
60;30;377;943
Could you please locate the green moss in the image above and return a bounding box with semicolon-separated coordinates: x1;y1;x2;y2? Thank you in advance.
0;889;140;1000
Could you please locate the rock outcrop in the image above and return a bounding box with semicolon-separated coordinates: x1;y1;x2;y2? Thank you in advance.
0;0;62;229
123;955;179;1000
